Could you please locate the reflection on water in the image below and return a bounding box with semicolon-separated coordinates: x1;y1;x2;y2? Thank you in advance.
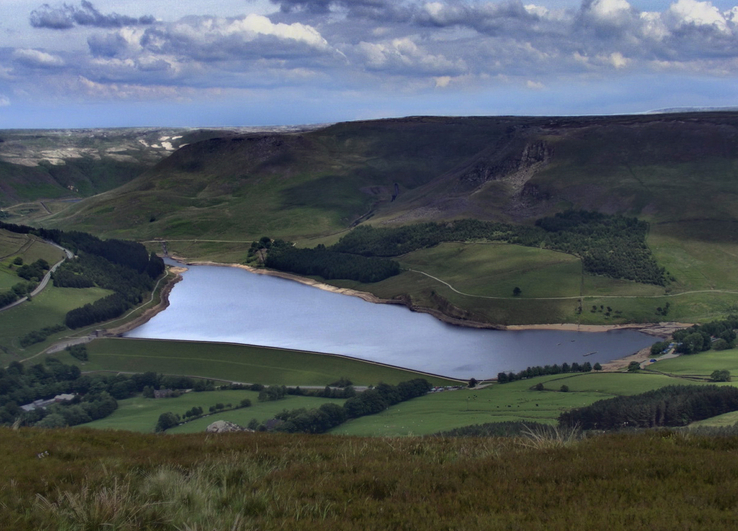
126;263;655;379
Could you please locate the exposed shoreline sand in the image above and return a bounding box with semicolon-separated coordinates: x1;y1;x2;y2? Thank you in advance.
119;257;692;373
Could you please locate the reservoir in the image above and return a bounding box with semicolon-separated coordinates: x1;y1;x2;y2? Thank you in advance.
126;263;656;379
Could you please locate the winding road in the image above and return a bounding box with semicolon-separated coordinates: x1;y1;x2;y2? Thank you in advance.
409;269;738;301
0;241;73;313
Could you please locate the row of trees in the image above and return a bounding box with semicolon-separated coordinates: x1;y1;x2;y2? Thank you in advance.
19;325;66;348
0;221;164;279
559;385;738;430
497;361;600;383
258;379;432;434
263;240;401;283
328;210;666;285
0;221;166;329
64;293;129;329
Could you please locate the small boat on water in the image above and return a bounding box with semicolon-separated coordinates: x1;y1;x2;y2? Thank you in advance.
583;351;597;357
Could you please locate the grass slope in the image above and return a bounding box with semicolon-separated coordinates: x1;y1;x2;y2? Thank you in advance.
0;285;111;364
80;390;347;434
4;428;738;530
59;337;459;387
332;371;701;436
0;229;64;290
646;347;738;377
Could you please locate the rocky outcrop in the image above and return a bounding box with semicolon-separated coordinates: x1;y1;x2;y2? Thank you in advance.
205;420;252;433
458;140;552;189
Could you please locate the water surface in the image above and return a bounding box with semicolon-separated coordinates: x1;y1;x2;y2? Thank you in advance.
126;264;655;379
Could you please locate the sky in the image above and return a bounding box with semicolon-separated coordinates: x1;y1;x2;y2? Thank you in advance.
1;0;738;127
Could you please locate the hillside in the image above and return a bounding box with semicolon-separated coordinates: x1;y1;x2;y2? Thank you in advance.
0;126;319;215
5;112;738;325
32;112;738;240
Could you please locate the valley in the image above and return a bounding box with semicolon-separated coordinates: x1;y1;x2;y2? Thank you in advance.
2;112;738;436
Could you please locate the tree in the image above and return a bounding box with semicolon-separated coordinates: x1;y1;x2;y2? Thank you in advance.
468;378;478;388
513;287;522;296
534;382;544;391
710;370;731;382
627;361;641;372
155;412;179;432
593;362;602;371
560;385;569;392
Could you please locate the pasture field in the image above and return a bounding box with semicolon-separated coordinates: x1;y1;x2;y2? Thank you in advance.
648;222;738;293
397;243;584;298
166;393;348;434
80;390;346;433
0;229;64;290
0;285;111;365
646;347;738;377
62;338;460;387
690;410;738;427
324;238;738;325
331;371;703;436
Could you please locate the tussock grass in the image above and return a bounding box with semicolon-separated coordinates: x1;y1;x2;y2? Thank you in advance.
519;423;583;450
5;427;738;529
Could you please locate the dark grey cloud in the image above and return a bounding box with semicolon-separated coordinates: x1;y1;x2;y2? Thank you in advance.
30;1;155;30
271;0;389;15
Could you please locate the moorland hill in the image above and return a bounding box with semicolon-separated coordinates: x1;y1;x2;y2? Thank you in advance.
36;112;738;243
6;112;738;326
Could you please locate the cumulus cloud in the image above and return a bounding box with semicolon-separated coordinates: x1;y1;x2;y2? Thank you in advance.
93;14;336;64
0;94;10;106
666;0;730;33
13;48;65;68
30;1;155;30
8;0;738;106
356;37;466;75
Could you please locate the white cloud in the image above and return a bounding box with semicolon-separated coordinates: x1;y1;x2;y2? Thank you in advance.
0;94;10;106
76;75;187;100
13;49;65;68
434;75;451;87
357;37;466;76
526;79;544;89
667;0;730;33
228;14;330;48
588;0;633;21
609;51;628;68
639;11;668;40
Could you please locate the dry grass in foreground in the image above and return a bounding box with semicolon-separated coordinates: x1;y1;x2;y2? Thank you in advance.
2;427;738;530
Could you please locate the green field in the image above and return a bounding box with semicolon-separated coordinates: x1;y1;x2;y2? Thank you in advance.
80;389;347;434
0;285;112;364
0;229;64;290
58;337;460;387
331;371;706;436
646;347;738;377
326;242;681;325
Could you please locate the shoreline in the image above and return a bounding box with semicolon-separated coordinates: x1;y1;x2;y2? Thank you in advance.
103;268;185;337
185;259;504;330
183;258;690;337
136;257;691;374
